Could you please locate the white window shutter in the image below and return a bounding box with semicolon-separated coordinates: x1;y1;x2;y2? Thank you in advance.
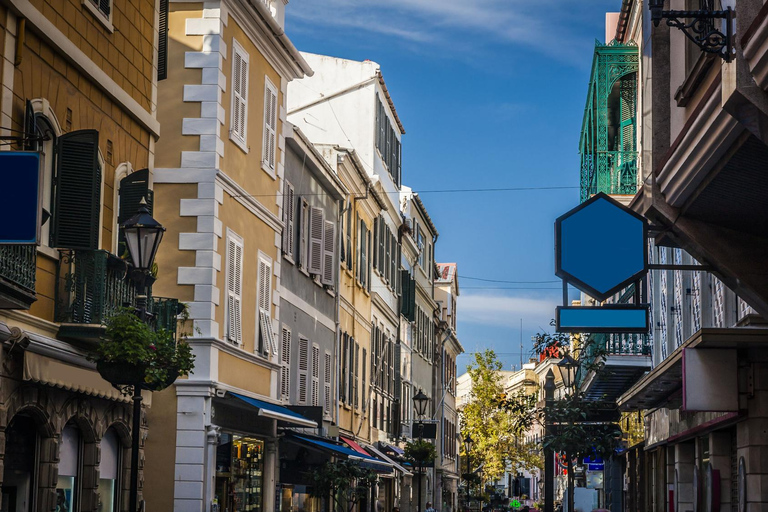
226;235;243;344
280;327;291;400
230;41;248;146
324;352;332;416
311;344;320;407
263;80;278;170
322;220;335;286
298;337;309;404
308;206;324;275
283;183;294;257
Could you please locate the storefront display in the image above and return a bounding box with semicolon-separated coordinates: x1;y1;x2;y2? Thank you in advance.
279;484;324;512
216;434;265;512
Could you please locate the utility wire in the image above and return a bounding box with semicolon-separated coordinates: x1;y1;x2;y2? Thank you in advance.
458;275;560;284
227;185;579;200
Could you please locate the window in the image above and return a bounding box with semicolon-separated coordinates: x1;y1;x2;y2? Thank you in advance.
116;168;153;258
298;336;309;404
230;40;249;152
308;206;324;275
300;199;309;270
358;220;369;289
58;423;82;512
82;0;113;31
262;78;278;173
374;96;402;186
343;203;353;270
99;428;121;512
312;343;320;407
280;327;291;400
324;352;332;416
35;114;57;247
158;0;169;81
225;232;244;345
361;348;367;412
282;181;295;261
257;256;276;355
322;220;336;286
417;226;425;268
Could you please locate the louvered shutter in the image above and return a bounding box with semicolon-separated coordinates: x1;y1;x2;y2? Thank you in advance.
308;207;324;275
361;348;367;412
280;327;291;400
263;80;278;170
117;169;152;257
158;0;169;81
348;338;355;406
311;344;320;406
298;337;309;404
341;333;348;403
51;130;101;250
24;100;37;151
282;182;294;257
372;215;378;271
231;43;248;146
226;235;243;344
322;220;335;286
324;352;332;416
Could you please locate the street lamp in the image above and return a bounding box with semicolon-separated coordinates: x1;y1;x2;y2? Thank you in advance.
120;199;165;512
413;390;431;512
557;353;579;394
463;434;473;506
543;369;555;512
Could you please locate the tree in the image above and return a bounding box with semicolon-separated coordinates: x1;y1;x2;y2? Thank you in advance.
460;349;541;497
309;459;379;512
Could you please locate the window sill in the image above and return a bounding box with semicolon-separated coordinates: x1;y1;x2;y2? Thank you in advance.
231;133;249;154
36;245;60;261
261;161;277;180
283;254;295;266
299;267;310;278
82;0;114;33
675;52;716;107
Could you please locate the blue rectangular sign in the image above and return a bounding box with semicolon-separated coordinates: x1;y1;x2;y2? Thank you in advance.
0;152;40;244
556;305;649;333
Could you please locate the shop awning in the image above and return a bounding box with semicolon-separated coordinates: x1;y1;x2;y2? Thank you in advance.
364;443;412;476
382;443;404;456
228;392;317;428
341;436;370;456
286;434;393;472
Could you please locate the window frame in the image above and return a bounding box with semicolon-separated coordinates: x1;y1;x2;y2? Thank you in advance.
82;0;114;32
262;77;279;176
230;39;250;153
224;230;244;345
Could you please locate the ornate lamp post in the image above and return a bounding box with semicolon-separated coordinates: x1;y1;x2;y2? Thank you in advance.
120;200;166;512
413;389;430;512
463;434;474;507
543;370;555;512
557;353;579;395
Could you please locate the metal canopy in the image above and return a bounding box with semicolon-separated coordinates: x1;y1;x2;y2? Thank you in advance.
556;192;648;301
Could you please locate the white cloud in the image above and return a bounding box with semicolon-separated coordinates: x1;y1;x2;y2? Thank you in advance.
458;292;558;329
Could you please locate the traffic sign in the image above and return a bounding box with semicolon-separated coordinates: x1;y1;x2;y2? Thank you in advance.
555;193;647;301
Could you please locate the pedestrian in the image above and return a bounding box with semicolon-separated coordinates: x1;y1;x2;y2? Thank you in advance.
426;502;436;512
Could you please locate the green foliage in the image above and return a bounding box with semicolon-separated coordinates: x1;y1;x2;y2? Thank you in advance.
460;349;540;488
536;391;622;459
309;459;378;512
91;308;195;388
404;439;436;466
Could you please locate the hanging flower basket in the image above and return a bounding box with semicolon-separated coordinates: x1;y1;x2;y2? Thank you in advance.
90;309;195;394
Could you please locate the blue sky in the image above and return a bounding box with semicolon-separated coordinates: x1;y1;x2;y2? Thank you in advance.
286;0;621;374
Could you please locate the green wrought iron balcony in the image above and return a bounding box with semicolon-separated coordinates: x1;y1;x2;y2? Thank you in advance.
580;40;640;203
55;249;179;342
0;245;37;309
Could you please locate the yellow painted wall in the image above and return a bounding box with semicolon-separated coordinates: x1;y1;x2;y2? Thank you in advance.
215;193;279;352
143;386;179;512
152;183;199;303
27;0;156;111
155;3;204;169
218;350;272;396
219;18;281;218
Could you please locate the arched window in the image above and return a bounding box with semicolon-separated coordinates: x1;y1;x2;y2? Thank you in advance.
98;428;121;512
58;423;82;512
2;414;39;510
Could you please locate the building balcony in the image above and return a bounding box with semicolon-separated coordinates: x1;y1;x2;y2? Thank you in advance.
55;249;179;344
0;245;37;309
580;151;638;201
577;286;652;402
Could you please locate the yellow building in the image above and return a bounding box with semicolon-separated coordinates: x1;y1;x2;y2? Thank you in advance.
143;2;313;511
0;0;165;509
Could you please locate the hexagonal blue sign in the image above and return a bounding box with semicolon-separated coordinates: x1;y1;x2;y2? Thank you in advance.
555;193;647;301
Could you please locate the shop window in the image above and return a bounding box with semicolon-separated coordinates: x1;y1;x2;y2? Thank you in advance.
2;414;39;511
98;428;121;512
215;434;265;512
58;424;82;512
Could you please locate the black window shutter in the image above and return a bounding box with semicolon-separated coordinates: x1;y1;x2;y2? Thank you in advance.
117;168;152;257
23;100;37;151
158;0;169;81
52;130;101;250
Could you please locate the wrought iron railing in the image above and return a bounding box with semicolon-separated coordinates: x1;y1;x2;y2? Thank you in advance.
580;151;638;202
0;245;36;291
56;250;179;333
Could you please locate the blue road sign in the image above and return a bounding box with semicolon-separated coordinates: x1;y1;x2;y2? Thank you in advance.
555;193;647;301
0;152;41;244
556;305;649;333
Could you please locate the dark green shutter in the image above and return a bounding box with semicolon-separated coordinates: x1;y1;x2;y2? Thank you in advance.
400;270;415;321
51;130;101;250
158;0;169;81
117;168;152;257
